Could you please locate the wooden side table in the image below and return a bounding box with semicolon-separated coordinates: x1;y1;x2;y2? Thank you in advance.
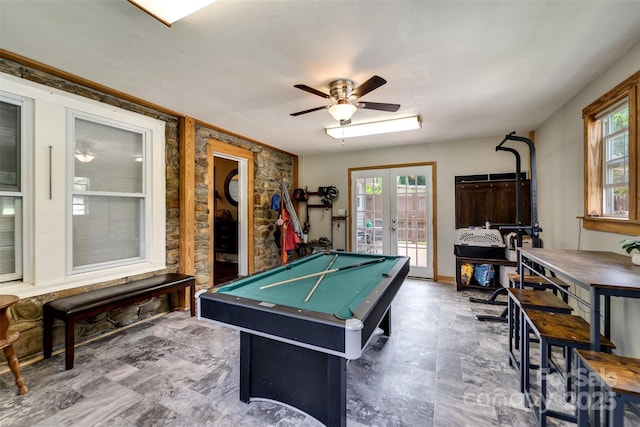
0;295;28;395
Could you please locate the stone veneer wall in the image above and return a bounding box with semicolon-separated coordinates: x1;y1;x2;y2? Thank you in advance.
194;126;294;285
0;58;295;364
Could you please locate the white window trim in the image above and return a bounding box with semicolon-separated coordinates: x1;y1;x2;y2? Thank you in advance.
0;92;32;284
0;73;166;298
66;110;151;275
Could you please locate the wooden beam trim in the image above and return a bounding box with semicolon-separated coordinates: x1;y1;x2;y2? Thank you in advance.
179;116;196;275
582;70;640;118
630;85;638;219
178;116;196;308
0;49;183;118
194;118;297;158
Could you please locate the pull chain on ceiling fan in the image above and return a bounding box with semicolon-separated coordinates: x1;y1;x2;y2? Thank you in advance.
290;75;400;126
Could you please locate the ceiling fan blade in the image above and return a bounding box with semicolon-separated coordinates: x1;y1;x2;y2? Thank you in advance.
294;84;331;99
356;102;400;112
350;75;387;99
290;105;329;116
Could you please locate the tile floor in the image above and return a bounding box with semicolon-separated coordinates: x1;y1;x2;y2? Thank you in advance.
1;279;638;426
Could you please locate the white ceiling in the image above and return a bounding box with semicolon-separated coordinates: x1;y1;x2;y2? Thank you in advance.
1;0;639;155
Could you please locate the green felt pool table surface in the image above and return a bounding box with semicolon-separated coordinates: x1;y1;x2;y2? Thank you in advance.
216;251;404;319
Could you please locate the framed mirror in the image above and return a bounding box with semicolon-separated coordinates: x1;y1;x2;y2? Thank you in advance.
224;169;239;207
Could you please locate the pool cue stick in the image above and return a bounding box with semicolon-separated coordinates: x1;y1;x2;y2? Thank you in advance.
304;253;339;303
260;257;385;290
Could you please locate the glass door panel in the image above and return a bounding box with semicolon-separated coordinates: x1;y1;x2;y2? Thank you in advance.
354;175;385;254
392;168;433;278
351;166;433;279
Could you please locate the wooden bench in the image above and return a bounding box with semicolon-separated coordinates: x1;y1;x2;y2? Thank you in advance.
43;273;195;370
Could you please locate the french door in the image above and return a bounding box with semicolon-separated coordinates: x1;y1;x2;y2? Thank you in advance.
350;165;434;279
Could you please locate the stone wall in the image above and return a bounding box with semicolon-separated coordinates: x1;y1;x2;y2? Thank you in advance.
0;58;295;363
193;126;295;284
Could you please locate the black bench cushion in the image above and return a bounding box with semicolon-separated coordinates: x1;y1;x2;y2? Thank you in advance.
44;273;194;315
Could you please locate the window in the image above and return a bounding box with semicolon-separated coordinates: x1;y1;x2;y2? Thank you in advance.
601;100;629;217
583;70;639;234
69;114;147;273
0;94;30;283
0;73;166;296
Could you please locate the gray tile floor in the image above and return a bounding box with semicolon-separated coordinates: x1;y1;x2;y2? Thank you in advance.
1;279;637;426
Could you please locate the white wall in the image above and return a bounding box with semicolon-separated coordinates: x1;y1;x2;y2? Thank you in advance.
535;40;640;357
299;135;530;278
300;39;640;357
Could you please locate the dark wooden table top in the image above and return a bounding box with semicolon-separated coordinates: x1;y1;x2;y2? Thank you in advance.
519;248;640;292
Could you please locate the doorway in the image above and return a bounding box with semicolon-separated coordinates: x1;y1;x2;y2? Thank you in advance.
350;164;435;279
208;140;255;287
213;157;240;284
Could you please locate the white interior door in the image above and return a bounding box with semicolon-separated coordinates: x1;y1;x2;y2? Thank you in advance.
215;153;248;277
351;166;434;279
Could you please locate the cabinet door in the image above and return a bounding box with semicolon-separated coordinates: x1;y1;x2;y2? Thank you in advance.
455;180;532;228
491;180;531;225
455;183;492;228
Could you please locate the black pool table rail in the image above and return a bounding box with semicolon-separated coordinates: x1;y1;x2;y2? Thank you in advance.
199;292;360;357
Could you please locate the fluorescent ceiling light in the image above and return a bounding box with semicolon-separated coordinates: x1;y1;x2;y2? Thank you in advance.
128;0;218;26
325;116;421;139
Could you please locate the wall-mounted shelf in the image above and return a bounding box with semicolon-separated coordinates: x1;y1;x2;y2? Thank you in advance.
298;187;337;252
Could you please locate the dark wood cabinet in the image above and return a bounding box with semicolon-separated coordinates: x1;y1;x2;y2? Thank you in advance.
215;220;237;254
455;182;493;228
454;175;529;292
214;220;238;285
455;179;530;228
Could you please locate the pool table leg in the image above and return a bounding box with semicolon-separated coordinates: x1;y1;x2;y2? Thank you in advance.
327;354;347;427
239;332;251;404
239;331;347;427
379;307;391;336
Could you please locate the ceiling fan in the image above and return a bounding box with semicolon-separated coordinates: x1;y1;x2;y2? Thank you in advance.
290;75;400;126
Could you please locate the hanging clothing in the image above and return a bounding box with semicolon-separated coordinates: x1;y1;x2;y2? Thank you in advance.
280;207;300;264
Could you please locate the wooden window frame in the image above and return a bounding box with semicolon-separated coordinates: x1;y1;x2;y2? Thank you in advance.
583;70;640;235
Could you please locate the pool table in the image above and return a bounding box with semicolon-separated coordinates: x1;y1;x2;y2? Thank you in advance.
197;251;410;427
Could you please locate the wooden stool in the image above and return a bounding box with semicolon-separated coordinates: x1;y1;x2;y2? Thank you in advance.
508;274;571;301
0;295;28;395
522;309;615;427
575;350;640;427
507;288;573;392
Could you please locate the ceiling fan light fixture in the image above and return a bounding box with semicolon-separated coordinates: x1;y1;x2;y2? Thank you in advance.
328;101;357;122
74;149;96;163
325;115;421;139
